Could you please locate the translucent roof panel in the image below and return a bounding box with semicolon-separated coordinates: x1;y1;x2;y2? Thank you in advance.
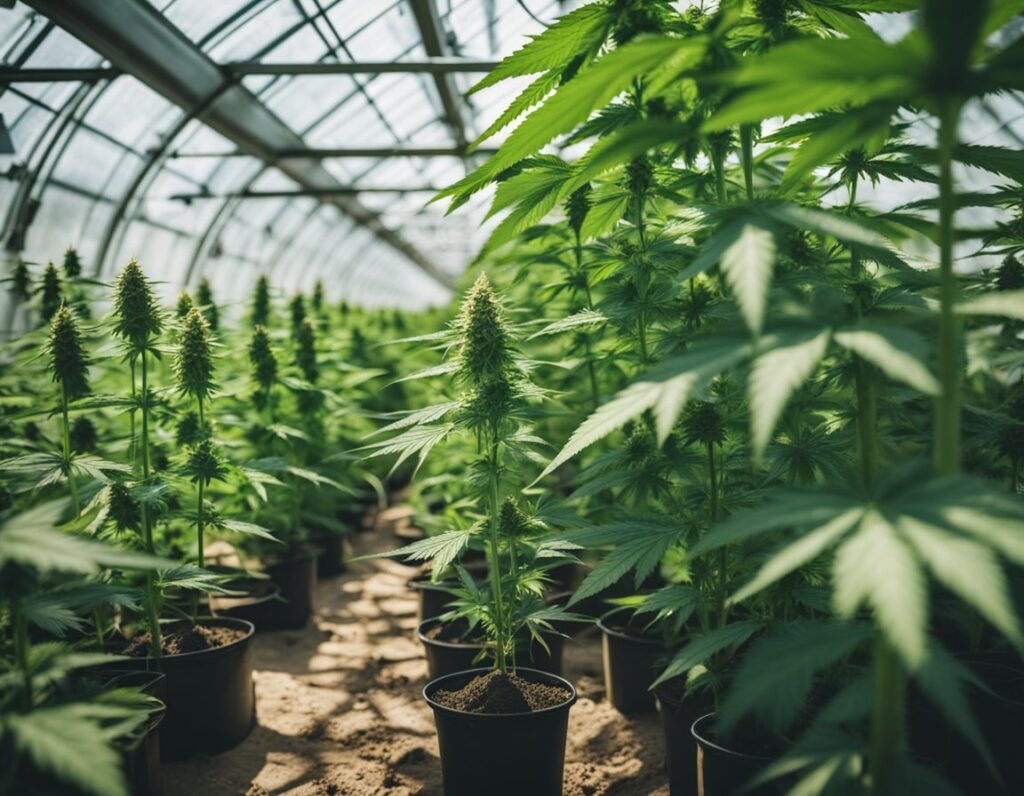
0;0;577;332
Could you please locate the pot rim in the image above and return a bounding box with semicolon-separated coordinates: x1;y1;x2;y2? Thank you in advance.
209;581;282;608
690;712;773;763
135;617;256;664
423;666;577;718
597;611;663;647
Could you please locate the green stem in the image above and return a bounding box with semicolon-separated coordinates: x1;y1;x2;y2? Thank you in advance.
740;125;754;201
197;398;205;569
139;350;161;658
869;638;905;793
850;240;879;489
933;100;962;476
129;360;137;465
60;383;79;516
486;438;508;673
708;441;726;629
635;191;650;368
13;598;31;709
1012;457;1020;494
711;145;727;205
574;229;600;410
94;606;105;650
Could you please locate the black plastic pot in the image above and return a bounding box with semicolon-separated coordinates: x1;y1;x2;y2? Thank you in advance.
691;713;779;796
657;680;713;796
262;548;318;629
103;669;167;796
143;617;256;762
313;531;346;577
208;576;283;630
598;612;664;714
424;667;577;796
418;618;564;680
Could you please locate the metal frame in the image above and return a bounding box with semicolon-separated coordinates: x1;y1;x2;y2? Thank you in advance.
171;186;443;201
0;66;120;82
23;0;455;290
409;0;473;149
226;57;497;75
170;145;498;158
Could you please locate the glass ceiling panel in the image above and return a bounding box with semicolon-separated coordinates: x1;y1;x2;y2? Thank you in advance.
0;0;568;315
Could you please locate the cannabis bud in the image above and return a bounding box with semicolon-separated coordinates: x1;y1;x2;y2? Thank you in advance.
312;280;324;313
625;155;654;198
62;246;82;278
498;496;532;537
11;259;30;301
295;318;318;383
112;258;163;350
196;277;219;330
249;325;278;392
174;307;215;403
70;416;98;453
187;436;226;486
40;262;62;322
108;481;141;533
251;275;271;328
994;255;1024;292
682;400;726;447
175;410;206;447
565;185;592;235
175;291;195;319
458;273;510;384
612;0;665;45
289;293;307;331
46;303;90;399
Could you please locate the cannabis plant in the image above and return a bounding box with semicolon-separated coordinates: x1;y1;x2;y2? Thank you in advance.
365;273;577;672
196;277;219;331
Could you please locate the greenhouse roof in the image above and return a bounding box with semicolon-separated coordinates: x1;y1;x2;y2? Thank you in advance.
0;0;575;310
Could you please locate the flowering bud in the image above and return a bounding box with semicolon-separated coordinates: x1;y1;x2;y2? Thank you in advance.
175;410;207;447
187;436;226;486
289;293;307;331
175;292;194;320
249;325;277;392
108;481;141;533
196;277;219;330
41;262;62;322
565;185;591;236
112;258;162;350
295;318;318;383
312;280;324;313
995;255;1024;292
624;155;654;198
11;259;30;301
498;496;531;538
70;416;98;453
174;307;215;403
251;275;271;328
682;400;726;447
63;246;83;279
46;303;90;400
458;273;510;385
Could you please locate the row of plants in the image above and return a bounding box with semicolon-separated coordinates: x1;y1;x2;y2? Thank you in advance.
0;251;425;794
373;1;1024;795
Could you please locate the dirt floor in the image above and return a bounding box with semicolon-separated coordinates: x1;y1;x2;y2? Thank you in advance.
164;522;670;796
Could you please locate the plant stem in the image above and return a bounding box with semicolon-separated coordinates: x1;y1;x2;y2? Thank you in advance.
933;100;962;477
197;398;206;569
486;437;508;673
129;360;137;465
711;145;727;205
13;597;31;709
869;637;905;793
60;383;79;516
635;192;650;368
574;229;600;411
139;350;161;658
708;441;727;629
740;125;754;201
849;238;879;489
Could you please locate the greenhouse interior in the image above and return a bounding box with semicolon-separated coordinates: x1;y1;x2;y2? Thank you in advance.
1;1;1023;795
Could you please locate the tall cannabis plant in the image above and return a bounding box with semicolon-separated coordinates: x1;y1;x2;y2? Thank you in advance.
111;258;164;656
45;304;90;516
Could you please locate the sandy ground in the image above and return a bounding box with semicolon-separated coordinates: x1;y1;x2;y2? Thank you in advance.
164;524;670;796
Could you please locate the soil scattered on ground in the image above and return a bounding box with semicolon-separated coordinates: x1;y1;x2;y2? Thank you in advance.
162;515;671;795
432;670;570;713
125;623;246;657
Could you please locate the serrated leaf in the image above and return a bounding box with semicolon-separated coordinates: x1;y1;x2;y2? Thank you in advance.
654;620;765;687
748;328;830;457
528;309;606;339
721;223;776;336
834;323;940;395
956;290;1024;319
832;511;927;668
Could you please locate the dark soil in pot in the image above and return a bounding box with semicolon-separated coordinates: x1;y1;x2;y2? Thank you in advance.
418;617;564;679
424;667;577;796
691;713;783;796
208;576;283;630
124;617;255;762
598;612;665;714
261;547;319;629
657;679;714;796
